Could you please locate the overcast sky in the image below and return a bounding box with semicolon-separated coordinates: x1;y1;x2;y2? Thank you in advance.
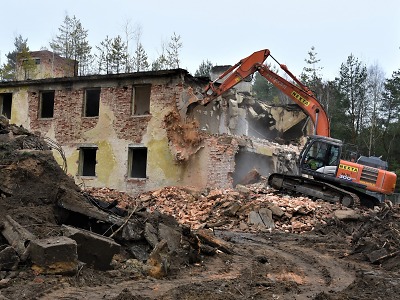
1;0;399;80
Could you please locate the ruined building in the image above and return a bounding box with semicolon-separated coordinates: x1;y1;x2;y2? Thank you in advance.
16;50;77;81
0;51;306;196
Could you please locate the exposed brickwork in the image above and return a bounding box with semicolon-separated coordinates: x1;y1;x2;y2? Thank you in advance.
27;81;183;144
16;50;76;80
205;135;239;188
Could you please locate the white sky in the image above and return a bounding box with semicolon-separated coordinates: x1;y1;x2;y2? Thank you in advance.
1;0;399;80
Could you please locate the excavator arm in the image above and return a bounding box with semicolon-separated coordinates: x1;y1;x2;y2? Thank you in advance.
182;49;330;137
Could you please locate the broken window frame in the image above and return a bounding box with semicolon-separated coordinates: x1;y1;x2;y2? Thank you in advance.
127;145;148;179
83;88;101;117
78;145;98;177
132;85;151;116
0;93;13;119
39;90;55;119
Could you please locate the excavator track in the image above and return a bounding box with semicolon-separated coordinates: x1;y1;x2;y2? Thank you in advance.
268;173;360;207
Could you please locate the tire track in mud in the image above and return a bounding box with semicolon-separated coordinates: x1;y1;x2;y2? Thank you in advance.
38;232;356;299
224;232;356;299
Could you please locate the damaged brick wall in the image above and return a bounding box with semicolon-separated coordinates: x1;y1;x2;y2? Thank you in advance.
2;70;195;196
204;135;239;188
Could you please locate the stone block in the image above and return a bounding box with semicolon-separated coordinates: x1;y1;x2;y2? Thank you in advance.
61;225;121;270
334;209;361;221
158;223;181;252
29;236;78;275
259;208;275;229
0;246;19;271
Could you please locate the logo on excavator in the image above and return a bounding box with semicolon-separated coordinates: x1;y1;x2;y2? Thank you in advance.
339;164;359;173
291;91;310;106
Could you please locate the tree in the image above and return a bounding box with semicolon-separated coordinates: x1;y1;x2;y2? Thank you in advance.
194;60;213;77
95;36;112;74
50;15;92;76
300;46;332;114
17;47;36;80
131;25;149;72
166;32;182;69
300;46;323;84
0;35;29;80
381;69;400;163
252;64;285;103
109;35;127;74
361;64;385;156
332;54;367;144
252;72;281;102
151;41;168;71
122;20;135;73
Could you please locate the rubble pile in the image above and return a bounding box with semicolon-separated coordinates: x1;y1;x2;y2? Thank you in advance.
0;121;222;280
350;204;400;268
87;185;400;268
85;183;365;234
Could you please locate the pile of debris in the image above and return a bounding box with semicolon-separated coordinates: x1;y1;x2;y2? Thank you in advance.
0;120;228;280
85;182;400;268
85;183;368;234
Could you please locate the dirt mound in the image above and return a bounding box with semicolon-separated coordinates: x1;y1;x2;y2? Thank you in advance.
0;122;219;299
0;122;78;238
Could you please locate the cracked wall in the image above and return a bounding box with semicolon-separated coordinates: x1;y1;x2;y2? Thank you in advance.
1;67;301;195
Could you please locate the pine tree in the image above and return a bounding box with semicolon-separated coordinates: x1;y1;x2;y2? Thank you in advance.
332;54;367;144
166;32;182;69
50;15;92;76
252;64;281;103
194;60;213;77
109;35;127;74
0;35;29;80
95;36;112;74
17;47;35;80
151;42;168;71
132;43;149;72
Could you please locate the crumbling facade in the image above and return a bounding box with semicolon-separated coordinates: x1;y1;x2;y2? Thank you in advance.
0;63;304;196
16;50;77;81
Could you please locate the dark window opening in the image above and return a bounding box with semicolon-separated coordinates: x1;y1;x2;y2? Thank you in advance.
0;93;12;119
128;147;147;178
79;147;97;176
84;88;101;117
35;58;41;65
39;91;55;118
132;85;151;115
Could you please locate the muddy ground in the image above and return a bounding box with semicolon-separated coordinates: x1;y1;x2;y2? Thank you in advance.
0;120;399;300
1;219;400;300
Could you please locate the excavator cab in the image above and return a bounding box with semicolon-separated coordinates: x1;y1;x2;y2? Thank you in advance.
299;135;343;178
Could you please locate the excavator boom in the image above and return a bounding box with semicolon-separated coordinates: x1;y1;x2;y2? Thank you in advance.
181;49;330;137
181;48;396;206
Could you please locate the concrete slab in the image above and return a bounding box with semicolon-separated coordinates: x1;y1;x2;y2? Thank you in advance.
61;225;121;270
29;236;78;275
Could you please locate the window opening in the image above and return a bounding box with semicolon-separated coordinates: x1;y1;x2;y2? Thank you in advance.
0;93;12;119
79;147;97;176
132;85;151;115
39;90;55;118
128;147;147;178
84;88;101;117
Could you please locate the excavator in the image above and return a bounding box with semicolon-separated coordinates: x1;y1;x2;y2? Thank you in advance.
179;49;397;207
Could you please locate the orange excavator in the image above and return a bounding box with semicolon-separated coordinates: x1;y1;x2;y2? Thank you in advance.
180;49;397;207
